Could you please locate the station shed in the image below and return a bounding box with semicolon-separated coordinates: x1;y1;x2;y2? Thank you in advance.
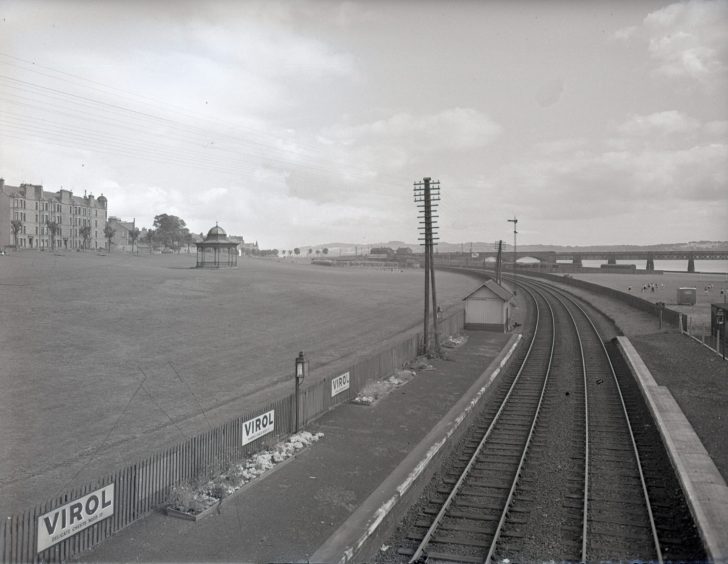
677;287;697;305
463;279;514;332
195;224;239;268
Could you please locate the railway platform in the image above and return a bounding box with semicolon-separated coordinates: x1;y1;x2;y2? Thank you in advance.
75;328;522;563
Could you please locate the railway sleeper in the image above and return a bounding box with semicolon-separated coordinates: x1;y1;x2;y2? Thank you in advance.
426;507;500;522
433;490;504;506
412;549;484;563
588;525;656;543
461;476;515;489
430;532;490;548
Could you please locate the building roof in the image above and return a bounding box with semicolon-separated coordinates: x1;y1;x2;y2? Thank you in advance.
463;279;514;302
196;225;239;248
205;225;227;241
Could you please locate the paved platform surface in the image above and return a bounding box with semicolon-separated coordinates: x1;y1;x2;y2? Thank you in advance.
76;330;515;563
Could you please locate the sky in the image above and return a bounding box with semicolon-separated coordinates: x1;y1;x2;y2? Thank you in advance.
1;0;727;250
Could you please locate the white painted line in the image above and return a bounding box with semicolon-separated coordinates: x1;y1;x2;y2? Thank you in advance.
617;336;728;561
321;334;522;564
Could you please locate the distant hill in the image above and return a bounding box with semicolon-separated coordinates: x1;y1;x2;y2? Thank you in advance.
302;240;728;255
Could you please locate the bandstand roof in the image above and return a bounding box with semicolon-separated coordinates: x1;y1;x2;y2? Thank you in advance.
196;224;239;248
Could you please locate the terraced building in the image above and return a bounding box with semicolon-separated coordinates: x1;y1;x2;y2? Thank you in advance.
0;178;108;251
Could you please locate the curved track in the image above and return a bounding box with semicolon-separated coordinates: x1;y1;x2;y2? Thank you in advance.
392;275;678;562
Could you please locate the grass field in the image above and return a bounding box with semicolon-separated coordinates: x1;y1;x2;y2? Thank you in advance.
0;251;478;516
570;271;728;333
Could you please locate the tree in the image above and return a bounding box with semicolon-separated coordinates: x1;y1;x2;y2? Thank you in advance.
129;227;141;254
183;230;193;253
46;220;59;251
79;225;91;251
145;229;155;254
315;249;321;255
396;247;413;256
322;248;329;255
308;248;313;255
153;214;187;250
104;224;116;252
10;219;22;250
294;248;300;256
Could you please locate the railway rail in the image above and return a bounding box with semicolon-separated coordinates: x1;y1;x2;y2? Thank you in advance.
384;275;704;563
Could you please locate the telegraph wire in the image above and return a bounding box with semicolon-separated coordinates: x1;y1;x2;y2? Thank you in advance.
0;84;376;183
0;52;328;153
0;64;421;196
0;72;359;175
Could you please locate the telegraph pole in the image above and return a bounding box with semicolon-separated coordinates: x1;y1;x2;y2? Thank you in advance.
414;177;441;357
495;240;503;285
507;216;518;295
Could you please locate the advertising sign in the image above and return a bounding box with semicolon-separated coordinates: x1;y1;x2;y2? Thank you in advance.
37;484;114;553
242;410;275;445
331;371;350;397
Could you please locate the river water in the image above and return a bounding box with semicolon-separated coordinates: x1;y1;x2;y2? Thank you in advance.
577;259;728;274
485;257;728;274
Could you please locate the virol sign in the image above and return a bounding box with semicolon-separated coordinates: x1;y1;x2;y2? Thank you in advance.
37;484;114;553
242;410;275;446
331;371;350;397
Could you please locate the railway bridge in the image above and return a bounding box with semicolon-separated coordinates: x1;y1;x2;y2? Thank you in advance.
445;249;728;272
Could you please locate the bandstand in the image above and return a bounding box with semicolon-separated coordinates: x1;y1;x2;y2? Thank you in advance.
195;224;239;268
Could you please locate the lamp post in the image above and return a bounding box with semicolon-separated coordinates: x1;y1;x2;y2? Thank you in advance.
507;216;518;295
294;351;307;432
656;301;665;330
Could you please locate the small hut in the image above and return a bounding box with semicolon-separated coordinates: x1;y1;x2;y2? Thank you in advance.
463;279;514;332
195;224;239;268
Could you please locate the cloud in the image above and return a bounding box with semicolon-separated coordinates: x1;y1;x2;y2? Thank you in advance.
535;78;566;108
501;142;727;221
632;0;728;81
617;110;701;136
613;26;638;41
328;108;502;152
492;108;726;226
534;138;588;155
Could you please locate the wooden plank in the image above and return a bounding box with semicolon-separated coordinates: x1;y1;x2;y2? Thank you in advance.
20;509;28;564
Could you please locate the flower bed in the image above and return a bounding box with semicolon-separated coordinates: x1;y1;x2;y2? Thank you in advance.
166;431;324;520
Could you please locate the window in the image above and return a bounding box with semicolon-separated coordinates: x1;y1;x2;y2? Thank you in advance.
35;202;38;210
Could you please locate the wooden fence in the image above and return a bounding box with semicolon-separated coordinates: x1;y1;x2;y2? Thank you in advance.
1;309;465;563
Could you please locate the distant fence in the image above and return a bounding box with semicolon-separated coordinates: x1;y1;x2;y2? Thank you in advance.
440;265;686;330
1;309;464;563
518;271;685;329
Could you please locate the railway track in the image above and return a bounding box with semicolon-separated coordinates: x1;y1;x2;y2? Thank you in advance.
385;275;704;563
